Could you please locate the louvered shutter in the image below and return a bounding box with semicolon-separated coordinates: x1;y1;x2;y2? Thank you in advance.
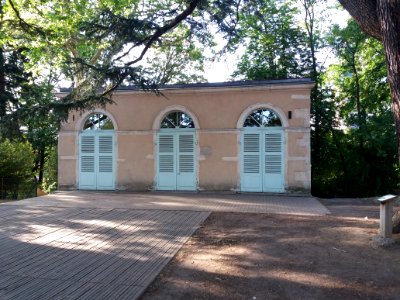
241;132;262;192
177;133;196;190
96;134;115;189
79;135;96;189
263;131;284;192
157;134;176;190
79;132;115;190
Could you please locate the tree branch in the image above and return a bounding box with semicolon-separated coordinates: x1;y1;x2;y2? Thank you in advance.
8;0;48;36
124;0;201;66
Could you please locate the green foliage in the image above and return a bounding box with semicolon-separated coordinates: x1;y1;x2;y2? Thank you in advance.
1;0;246;115
0;48;30;139
141;25;210;84
0;139;36;199
232;0;310;80
21;84;59;150
41;146;58;193
0;139;34;179
41;179;57;194
0;40;60;187
313;20;398;197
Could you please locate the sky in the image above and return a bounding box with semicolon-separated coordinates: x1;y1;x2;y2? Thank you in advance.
205;52;241;82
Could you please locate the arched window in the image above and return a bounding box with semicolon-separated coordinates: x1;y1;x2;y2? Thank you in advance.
83;113;114;130
161;111;195;129
243;109;282;127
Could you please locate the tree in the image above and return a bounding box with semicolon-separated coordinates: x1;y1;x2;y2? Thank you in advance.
328;20;368;152
315;20;397;197
23;84;59;184
0;50;59;186
232;0;309;80
338;1;400;158
141;25;209;85
3;0;239;118
0;48;27;139
300;0;325;168
0;139;35;199
1;2;61;188
3;0;248;116
1;0;200;117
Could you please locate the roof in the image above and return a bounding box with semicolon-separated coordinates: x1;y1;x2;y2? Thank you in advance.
58;78;314;93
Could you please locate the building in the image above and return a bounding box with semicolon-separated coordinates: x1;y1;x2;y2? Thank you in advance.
58;79;313;193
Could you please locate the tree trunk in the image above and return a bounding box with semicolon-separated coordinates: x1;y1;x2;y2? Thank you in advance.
302;0;322;163
330;127;347;177
33;148;46;185
0;4;6;122
377;1;400;230
0;48;6;119
350;52;365;152
38;148;46;184
377;1;400;159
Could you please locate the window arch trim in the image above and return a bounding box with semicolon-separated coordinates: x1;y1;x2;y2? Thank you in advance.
236;103;288;129
153;105;200;130
77;109;118;131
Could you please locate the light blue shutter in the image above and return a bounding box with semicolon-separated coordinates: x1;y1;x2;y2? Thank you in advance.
97;134;115;190
79;135;96;189
157;134;176;190
79;132;115;190
263;131;284;192
241;132;262;192
177;133;196;190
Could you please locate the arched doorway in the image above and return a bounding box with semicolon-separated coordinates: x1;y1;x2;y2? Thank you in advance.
240;108;285;192
79;113;115;190
157;111;197;191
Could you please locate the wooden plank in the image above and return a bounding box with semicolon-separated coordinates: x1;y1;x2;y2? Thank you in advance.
0;275;32;300
0;273;21;289
77;282;133;300
5;276;49;300
30;278;75;300
112;284;145;300
53;281;98;300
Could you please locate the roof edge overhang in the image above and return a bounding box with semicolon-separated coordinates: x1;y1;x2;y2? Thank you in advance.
56;78;314;96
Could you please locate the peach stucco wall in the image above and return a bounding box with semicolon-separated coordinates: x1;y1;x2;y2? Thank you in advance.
58;82;312;193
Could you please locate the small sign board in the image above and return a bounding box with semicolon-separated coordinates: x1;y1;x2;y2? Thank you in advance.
377;194;398;204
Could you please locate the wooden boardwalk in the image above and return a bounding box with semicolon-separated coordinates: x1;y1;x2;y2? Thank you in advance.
0;205;209;299
6;191;331;216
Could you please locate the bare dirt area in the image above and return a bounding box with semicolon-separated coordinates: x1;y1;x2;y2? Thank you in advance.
141;199;400;300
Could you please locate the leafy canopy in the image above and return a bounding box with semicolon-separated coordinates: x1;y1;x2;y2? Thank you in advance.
232;0;310;80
